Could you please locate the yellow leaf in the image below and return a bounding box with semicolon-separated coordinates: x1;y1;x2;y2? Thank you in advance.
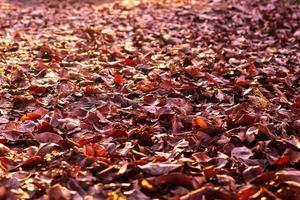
141;179;153;190
107;192;126;200
251;88;272;108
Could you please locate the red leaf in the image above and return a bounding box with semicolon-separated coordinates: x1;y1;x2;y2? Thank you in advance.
83;144;95;157
292;101;300;108
273;156;289;167
109;129;127;138
14;32;22;40
234;80;250;87
130;160;148;166
84;86;96;95
250;172;276;184
29;84;47;95
238;186;259;200
248;63;256;76
185;66;202;77
83;143;107;157
114;74;125;85
37;121;54;133
140;83;156;92
123;59;137;67
11;156;43;171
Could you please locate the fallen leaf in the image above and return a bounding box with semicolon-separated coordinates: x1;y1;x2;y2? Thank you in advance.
107;192;126;200
273;156;289;167
139;163;181;176
238;185;260;200
192;117;208;128
231;147;253;160
114;74;125;85
48;184;71;200
141;179;154;190
154;172;193;189
0;144;10;156
34;132;63;143
20;112;41;121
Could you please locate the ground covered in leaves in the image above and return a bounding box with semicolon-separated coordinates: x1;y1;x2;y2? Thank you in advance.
0;0;300;199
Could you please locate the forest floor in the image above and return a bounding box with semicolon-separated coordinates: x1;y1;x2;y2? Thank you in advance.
0;0;299;199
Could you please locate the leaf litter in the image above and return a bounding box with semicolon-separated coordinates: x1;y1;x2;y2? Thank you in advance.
0;0;299;199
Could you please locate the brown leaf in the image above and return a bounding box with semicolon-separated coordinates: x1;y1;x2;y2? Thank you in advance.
48;184;71;200
36;143;60;157
109;129;128;138
0;144;10;156
154;172;193;189
231;147;253;160
250;172;276;184
0;186;7;200
276;169;300;182
11;156;43;171
34;132;63;143
242;165;264;183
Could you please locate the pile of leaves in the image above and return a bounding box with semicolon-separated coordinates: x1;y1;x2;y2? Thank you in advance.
0;0;299;199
